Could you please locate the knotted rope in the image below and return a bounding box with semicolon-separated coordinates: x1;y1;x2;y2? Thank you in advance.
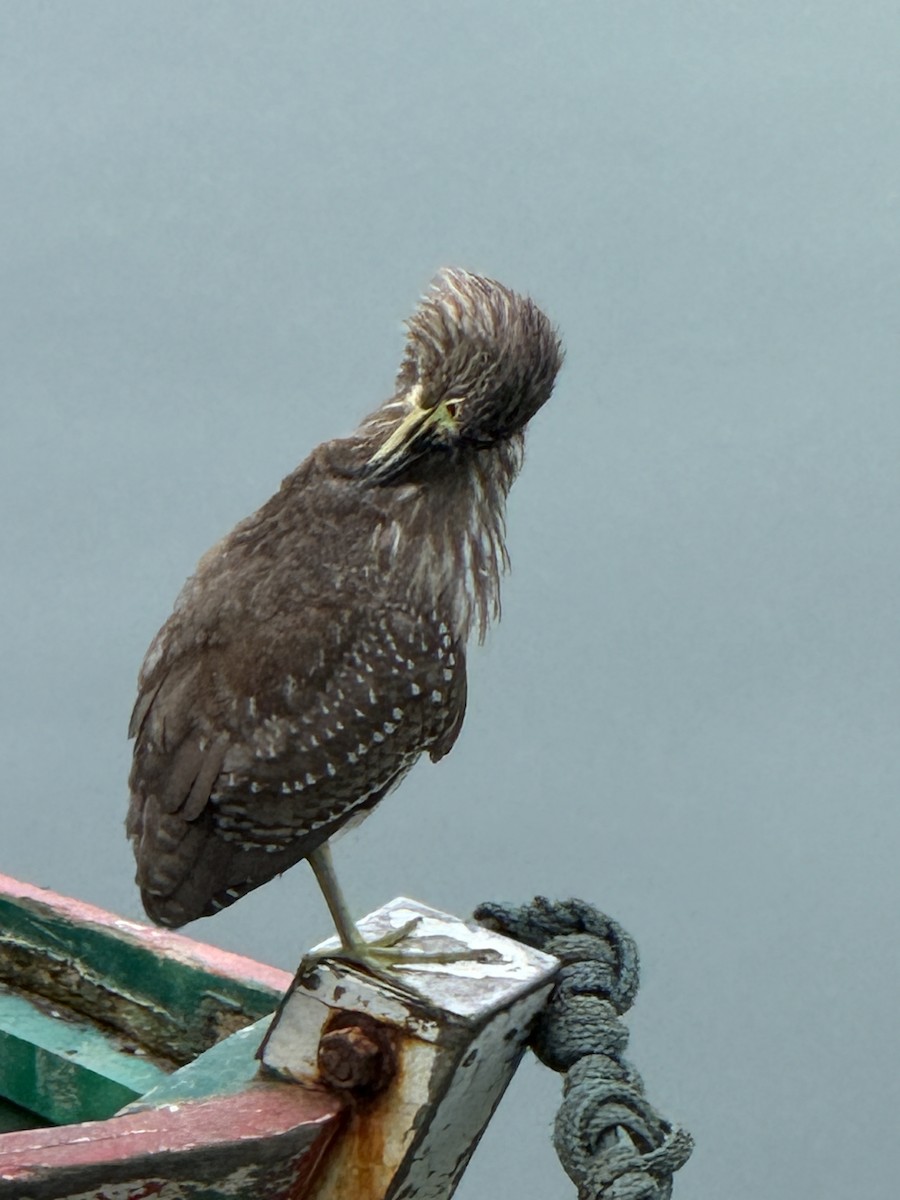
474;897;693;1199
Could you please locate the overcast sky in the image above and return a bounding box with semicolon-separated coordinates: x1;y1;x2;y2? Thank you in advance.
2;4;899;1197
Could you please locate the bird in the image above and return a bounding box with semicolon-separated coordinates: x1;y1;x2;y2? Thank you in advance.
127;268;563;965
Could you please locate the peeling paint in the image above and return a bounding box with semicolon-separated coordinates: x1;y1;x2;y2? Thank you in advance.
260;897;559;1200
0;875;291;1073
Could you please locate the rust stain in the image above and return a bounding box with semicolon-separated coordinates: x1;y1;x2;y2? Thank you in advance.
306;1020;416;1200
343;1101;389;1200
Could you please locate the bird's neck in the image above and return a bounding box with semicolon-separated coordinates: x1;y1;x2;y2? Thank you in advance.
369;436;525;644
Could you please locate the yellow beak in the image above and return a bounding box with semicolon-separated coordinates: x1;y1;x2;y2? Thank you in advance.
368;384;460;476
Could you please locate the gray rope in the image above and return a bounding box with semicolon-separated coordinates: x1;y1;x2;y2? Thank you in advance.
474;897;693;1200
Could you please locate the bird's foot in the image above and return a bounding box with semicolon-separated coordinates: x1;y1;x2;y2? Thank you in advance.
303;848;501;987
304;915;502;984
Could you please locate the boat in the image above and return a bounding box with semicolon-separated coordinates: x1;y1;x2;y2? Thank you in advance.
0;872;557;1199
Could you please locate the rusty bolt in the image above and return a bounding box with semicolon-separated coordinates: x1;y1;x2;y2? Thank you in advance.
317;1011;396;1095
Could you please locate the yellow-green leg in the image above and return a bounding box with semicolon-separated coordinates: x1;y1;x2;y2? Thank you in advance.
307;843;493;972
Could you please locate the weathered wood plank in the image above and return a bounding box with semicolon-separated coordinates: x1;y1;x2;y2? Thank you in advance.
0;874;292;1067
120;1015;273;1111
0;984;168;1124
0;1085;343;1200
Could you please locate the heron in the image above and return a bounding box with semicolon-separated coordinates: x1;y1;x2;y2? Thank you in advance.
127;268;563;967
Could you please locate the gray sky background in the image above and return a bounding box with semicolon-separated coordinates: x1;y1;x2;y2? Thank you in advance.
2;3;899;1196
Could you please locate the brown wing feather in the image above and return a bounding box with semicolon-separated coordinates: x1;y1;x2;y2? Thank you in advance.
128;599;467;927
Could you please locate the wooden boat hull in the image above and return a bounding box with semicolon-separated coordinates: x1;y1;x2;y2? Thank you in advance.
0;874;342;1199
0;876;559;1200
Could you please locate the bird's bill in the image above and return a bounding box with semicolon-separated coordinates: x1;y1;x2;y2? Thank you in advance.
366;384;460;479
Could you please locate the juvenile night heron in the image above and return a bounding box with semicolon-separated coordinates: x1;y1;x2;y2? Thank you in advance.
127;268;563;964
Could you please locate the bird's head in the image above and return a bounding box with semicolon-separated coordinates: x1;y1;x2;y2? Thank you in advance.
363;269;563;482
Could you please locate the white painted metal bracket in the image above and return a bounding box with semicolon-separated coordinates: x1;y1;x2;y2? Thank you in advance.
259;896;560;1200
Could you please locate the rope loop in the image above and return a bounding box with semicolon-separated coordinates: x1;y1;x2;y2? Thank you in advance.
474;897;693;1199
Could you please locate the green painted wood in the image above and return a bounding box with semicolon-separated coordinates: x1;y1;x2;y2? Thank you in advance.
0;887;288;1065
122;1014;274;1112
0;984;168;1125
0;1096;51;1134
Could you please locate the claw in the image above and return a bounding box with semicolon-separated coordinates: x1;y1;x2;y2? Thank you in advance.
369;915;422;949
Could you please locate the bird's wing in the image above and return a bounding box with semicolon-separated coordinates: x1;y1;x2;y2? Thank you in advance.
127;601;467;925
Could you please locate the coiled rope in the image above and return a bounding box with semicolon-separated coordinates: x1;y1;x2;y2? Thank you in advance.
474;897;693;1200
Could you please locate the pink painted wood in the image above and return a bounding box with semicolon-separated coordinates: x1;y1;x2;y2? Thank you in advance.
0;1084;344;1199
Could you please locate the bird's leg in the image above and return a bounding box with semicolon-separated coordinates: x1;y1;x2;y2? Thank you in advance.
306;843;496;971
307;842;419;956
